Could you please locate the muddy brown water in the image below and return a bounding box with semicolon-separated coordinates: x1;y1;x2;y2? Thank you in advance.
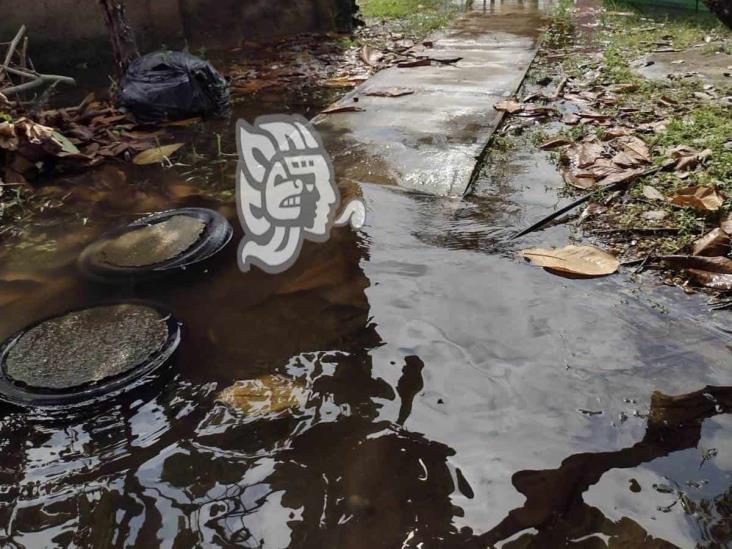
1;4;732;549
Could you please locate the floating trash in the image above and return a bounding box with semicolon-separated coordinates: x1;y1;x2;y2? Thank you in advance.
79;207;232;282
0;303;180;408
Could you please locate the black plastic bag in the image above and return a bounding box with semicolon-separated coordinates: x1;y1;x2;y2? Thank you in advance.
117;51;230;122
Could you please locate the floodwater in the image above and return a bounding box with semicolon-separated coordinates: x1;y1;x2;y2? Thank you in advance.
1;2;732;548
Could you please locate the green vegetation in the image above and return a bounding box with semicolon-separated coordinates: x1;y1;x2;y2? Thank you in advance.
358;0;460;37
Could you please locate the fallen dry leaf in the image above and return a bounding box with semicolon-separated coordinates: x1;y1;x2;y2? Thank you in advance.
217;374;307;417
540;137;571;150
365;87;415;97
642;185;666;201
616;135;651;164
661;255;732;290
519;245;620;277
563;170;596;190
572;139;605;169
494;100;523;114
669;186;724;212
132;143;184;165
668;145;712;172
721;213;732;234
692;228;730;257
360;45;384;66
397;58;431;68
321;104;365;114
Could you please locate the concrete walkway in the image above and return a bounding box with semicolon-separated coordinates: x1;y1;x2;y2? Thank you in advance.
314;0;549;197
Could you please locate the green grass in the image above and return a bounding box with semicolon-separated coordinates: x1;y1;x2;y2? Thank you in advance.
358;0;459;37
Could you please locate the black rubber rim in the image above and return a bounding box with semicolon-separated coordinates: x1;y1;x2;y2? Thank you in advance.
78;207;232;283
0;301;181;409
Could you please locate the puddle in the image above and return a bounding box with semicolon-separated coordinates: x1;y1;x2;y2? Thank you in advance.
0;1;731;546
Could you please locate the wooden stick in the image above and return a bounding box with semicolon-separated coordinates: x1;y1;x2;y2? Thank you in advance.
3;25;26;68
2;74;76;95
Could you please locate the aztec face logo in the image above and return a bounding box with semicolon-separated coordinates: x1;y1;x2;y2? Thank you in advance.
236;114;365;273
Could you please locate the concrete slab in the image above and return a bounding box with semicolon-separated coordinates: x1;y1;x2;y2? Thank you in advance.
314;0;549;196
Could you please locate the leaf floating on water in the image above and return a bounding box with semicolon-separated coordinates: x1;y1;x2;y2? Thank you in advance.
669;186;724;212
217;374;307;417
519;245;620;277
494;100;523;114
322;104;365;114
365;87;415;97
132;143;184;165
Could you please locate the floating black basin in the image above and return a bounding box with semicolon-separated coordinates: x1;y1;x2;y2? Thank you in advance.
79;207;232;282
0;302;180;408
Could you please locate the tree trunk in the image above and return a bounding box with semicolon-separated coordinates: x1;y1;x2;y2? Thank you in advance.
97;0;140;77
703;0;732;29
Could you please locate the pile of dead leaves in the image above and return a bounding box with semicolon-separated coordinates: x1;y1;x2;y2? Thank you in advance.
226;26;458;98
0;93;188;184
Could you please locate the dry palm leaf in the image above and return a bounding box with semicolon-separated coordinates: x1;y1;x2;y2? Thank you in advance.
519;245;620;277
669;186;724;212
132;143;184;165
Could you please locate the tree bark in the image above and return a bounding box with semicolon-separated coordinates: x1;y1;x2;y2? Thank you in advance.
97;0;140;77
703;0;732;29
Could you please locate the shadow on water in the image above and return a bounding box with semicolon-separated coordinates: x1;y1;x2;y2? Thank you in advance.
0;0;731;546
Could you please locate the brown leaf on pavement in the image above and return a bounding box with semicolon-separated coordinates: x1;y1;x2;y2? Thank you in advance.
365;87;415;97
519;245;620;277
669;186;724;212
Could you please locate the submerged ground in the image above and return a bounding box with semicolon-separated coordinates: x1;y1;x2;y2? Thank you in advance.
0;0;730;547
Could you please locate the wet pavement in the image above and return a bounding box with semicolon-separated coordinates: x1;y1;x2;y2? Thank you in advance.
0;1;731;547
315;0;546;197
